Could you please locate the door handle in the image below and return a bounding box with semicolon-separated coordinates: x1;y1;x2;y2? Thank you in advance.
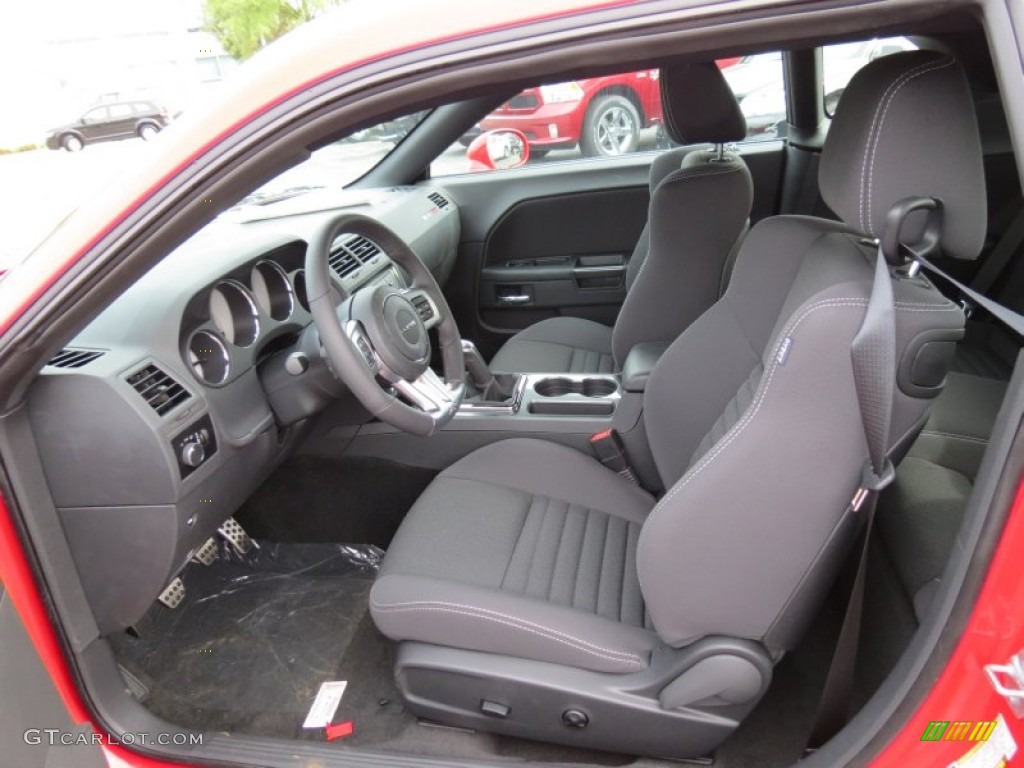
572;265;626;279
498;294;532;305
573;264;625;289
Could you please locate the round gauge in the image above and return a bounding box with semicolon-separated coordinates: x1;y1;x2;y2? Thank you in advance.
209;281;260;347
293;270;310;312
251;261;294;322
187;331;230;386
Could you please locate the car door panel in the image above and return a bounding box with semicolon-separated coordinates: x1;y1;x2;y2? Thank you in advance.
438;142;783;357
477;187;647;327
79;108;109;141
0;583;106;768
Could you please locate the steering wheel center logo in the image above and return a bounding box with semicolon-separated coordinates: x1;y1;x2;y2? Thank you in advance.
396;309;420;343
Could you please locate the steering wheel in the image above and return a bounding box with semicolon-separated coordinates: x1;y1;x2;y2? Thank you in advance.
306;213;465;436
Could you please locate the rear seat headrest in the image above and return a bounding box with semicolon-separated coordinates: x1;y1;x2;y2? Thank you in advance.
660;62;747;145
819;50;986;261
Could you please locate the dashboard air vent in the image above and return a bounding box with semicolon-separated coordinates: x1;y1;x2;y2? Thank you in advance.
345;235;382;262
328;245;360;278
48;348;105;369
427;192;449;210
126;364;190;416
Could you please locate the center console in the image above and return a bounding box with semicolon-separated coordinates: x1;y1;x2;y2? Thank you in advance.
461;373;621;417
335;340;665;491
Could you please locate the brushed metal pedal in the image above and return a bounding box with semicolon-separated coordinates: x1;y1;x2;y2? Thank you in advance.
217;517;254;555
157;577;185;609
191;537;218;566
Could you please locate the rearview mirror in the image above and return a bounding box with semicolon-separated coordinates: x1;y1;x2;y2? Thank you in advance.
466;129;530;171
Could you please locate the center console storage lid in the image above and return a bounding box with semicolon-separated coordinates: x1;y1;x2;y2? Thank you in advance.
622;342;670;392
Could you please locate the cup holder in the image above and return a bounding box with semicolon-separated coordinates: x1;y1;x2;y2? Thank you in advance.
533;377;618;398
582;378;617;397
534;377;574;397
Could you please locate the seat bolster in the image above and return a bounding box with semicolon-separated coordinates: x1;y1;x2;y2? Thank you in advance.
442;438;654;523
371;574;657;673
490;318;614;374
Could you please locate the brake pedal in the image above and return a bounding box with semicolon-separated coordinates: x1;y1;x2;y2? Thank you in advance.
191;537;218;566
157;577;185;609
217;517;254;555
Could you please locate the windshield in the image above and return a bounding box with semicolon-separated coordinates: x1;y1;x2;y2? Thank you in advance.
236;110;429;206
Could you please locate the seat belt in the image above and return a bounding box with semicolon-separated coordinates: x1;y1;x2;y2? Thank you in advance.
806;198;1024;754
805;245;897;753
919;251;1024;337
970;198;1024;296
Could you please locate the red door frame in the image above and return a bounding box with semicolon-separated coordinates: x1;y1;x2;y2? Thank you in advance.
0;0;1020;763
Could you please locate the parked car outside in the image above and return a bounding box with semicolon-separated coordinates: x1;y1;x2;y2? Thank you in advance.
475;69;664;157
44;100;170;152
470;59;751;157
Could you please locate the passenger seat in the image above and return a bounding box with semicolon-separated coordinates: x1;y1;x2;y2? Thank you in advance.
489;62;753;373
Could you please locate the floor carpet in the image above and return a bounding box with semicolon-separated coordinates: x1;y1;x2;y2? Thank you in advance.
234;455;437;547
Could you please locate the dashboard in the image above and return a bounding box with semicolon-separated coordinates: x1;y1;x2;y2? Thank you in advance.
26;184;459;634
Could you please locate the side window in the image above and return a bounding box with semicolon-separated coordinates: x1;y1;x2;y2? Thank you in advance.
107;104;133;119
823;37;918;115
81;108;108;124
432;56;785;177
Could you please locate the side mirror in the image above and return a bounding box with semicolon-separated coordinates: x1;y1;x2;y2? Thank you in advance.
466;129;530;171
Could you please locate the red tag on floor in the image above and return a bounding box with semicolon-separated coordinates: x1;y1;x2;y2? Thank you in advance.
325;720;354;741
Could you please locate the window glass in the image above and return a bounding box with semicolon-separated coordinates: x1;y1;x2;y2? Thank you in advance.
81;108;108;123
823;37;918;115
432;55;785;177
234;111;430;205
107;104;133;119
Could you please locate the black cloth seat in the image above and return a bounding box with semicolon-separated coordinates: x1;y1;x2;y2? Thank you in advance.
490;62;753;374
370;52;985;757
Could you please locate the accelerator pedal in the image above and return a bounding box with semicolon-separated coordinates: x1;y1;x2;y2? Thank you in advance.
217;517;254;556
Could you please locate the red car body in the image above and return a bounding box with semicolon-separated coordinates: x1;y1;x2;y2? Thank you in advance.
479;59;742;156
0;1;1022;767
480;69;664;154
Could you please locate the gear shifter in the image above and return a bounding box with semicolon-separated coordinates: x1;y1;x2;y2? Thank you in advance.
461;340;494;392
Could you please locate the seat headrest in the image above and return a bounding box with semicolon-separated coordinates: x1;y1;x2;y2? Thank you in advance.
819;51;986;261
660;62;747;145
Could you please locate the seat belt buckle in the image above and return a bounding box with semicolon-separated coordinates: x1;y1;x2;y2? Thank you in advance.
850;458;896;512
589;429;639;485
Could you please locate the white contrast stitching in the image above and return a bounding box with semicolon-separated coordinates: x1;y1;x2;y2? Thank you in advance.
371;598;646;668
859;57;955;233
858;59;936;231
653;298;869;517
650;295;961;521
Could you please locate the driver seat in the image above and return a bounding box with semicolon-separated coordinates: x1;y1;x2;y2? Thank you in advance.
370;51;984;758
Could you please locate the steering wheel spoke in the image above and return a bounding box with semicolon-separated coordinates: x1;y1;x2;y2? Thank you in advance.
402;288;442;330
392;368;458;414
344;320;382;373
